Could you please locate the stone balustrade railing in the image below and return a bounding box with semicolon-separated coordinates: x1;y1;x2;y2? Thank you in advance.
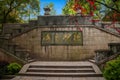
94;43;120;64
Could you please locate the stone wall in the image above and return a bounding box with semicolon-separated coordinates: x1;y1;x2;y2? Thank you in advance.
12;26;120;61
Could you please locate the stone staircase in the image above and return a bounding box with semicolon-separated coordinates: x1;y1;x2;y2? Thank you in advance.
18;61;103;77
0;21;37;64
2;22;36;39
0;36;35;64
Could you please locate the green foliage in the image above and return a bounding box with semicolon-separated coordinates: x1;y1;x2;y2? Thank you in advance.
62;0;102;17
103;56;120;80
62;0;76;15
116;55;120;60
62;0;120;20
7;63;22;75
0;0;40;23
0;62;22;77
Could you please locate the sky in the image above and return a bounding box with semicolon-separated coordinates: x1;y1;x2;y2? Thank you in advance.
40;0;67;15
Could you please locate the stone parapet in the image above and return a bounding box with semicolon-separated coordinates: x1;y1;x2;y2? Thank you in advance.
37;15;92;26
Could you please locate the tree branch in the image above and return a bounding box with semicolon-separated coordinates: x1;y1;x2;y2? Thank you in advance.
5;0;22;18
114;2;119;11
5;0;15;17
3;0;23;23
95;0;120;13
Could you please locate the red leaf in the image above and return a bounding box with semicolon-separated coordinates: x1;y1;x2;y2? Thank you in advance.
93;6;96;10
90;11;94;16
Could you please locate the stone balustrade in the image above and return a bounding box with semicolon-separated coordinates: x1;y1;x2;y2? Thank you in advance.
95;43;120;64
94;49;111;63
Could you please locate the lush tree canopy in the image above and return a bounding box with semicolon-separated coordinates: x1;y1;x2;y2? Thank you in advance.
62;0;120;20
0;0;40;23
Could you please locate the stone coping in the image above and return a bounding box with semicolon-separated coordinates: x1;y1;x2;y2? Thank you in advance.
108;43;120;46
38;15;92;17
94;49;111;53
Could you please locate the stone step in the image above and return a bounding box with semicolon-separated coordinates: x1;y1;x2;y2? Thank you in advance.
7;42;19;46
27;57;36;63
19;72;102;77
29;65;93;68
27;68;95;73
28;67;93;71
27;59;36;63
15;49;30;52
0;35;10;40
88;59;96;64
108;43;120;46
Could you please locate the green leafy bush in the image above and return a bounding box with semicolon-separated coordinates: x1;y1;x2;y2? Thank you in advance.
7;63;22;75
103;56;120;80
116;56;120;60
